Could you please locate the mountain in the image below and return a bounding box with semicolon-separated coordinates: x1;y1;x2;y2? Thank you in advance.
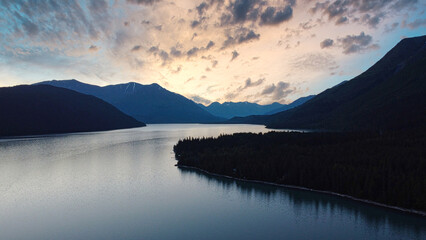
200;102;283;119
200;96;314;119
38;80;223;124
0;85;145;137
229;35;426;132
264;95;315;115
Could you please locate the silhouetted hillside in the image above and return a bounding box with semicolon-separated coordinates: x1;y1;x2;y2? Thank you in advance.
229;35;426;132
0;85;145;137
267;35;426;131
38;80;223;124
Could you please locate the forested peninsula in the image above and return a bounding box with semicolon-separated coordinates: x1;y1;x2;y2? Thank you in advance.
174;131;426;213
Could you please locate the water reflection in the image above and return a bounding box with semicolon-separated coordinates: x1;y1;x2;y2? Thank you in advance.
1;124;425;240
178;167;426;237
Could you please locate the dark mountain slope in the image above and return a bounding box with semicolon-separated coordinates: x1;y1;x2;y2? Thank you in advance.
38;80;223;123
0;85;145;137
264;95;315;115
229;35;426;131
267;35;426;131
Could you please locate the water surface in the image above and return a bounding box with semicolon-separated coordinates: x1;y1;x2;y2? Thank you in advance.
0;124;425;240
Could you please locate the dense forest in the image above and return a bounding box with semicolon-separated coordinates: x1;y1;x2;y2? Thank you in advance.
174;130;426;212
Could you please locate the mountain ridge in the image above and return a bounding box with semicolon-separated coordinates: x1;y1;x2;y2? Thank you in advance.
200;95;314;119
38;80;224;124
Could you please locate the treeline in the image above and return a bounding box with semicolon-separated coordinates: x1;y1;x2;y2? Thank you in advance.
174;131;426;212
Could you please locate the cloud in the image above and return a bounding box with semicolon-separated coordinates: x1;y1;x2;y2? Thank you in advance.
299;20;316;30
212;60;218;68
131;45;142;51
88;0;108;13
402;18;426;29
195;0;225;16
187;47;200;57
0;0;113;45
224;92;238;100
310;0;417;27
310;2;328;14
238;29;260;43
260;6;293;25
189;94;212;105
148;46;159;53
170;47;182;57
188;0;294;52
0;0;422;105
222;28;260;48
320;39;334;48
158;51;169;63
324;1;347;19
291;53;338;71
319;32;379;54
171;65;182;74
15;12;39;36
206;40;215;50
384;22;399;32
196;2;209;15
231;50;239;61
148;41;216;63
336;16;348;25
391;0;419;9
148;46;169;64
126;0;161;5
191;20;201;28
337;32;378;54
243;78;264;89
89;45;99;52
185;77;195;83
261;84;276;94
235;30;258;43
361;13;385;28
220;77;265;102
212;0;294;27
228;0;262;24
148;41;217;63
261;81;292;100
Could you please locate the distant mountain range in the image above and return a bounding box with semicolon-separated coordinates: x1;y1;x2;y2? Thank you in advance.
5;35;423;136
199;95;314;119
0;85;144;137
38;80;223;124
199;102;282;119
229;35;426;132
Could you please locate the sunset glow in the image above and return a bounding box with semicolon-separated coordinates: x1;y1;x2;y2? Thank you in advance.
0;0;425;104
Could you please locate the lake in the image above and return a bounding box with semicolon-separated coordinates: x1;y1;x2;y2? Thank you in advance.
0;124;425;240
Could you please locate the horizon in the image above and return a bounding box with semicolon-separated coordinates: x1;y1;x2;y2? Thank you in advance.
13;78;314;106
0;0;425;104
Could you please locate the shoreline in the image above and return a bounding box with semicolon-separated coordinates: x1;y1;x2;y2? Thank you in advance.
176;164;426;217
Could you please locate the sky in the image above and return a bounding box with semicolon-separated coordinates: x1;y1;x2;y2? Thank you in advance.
0;0;425;105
